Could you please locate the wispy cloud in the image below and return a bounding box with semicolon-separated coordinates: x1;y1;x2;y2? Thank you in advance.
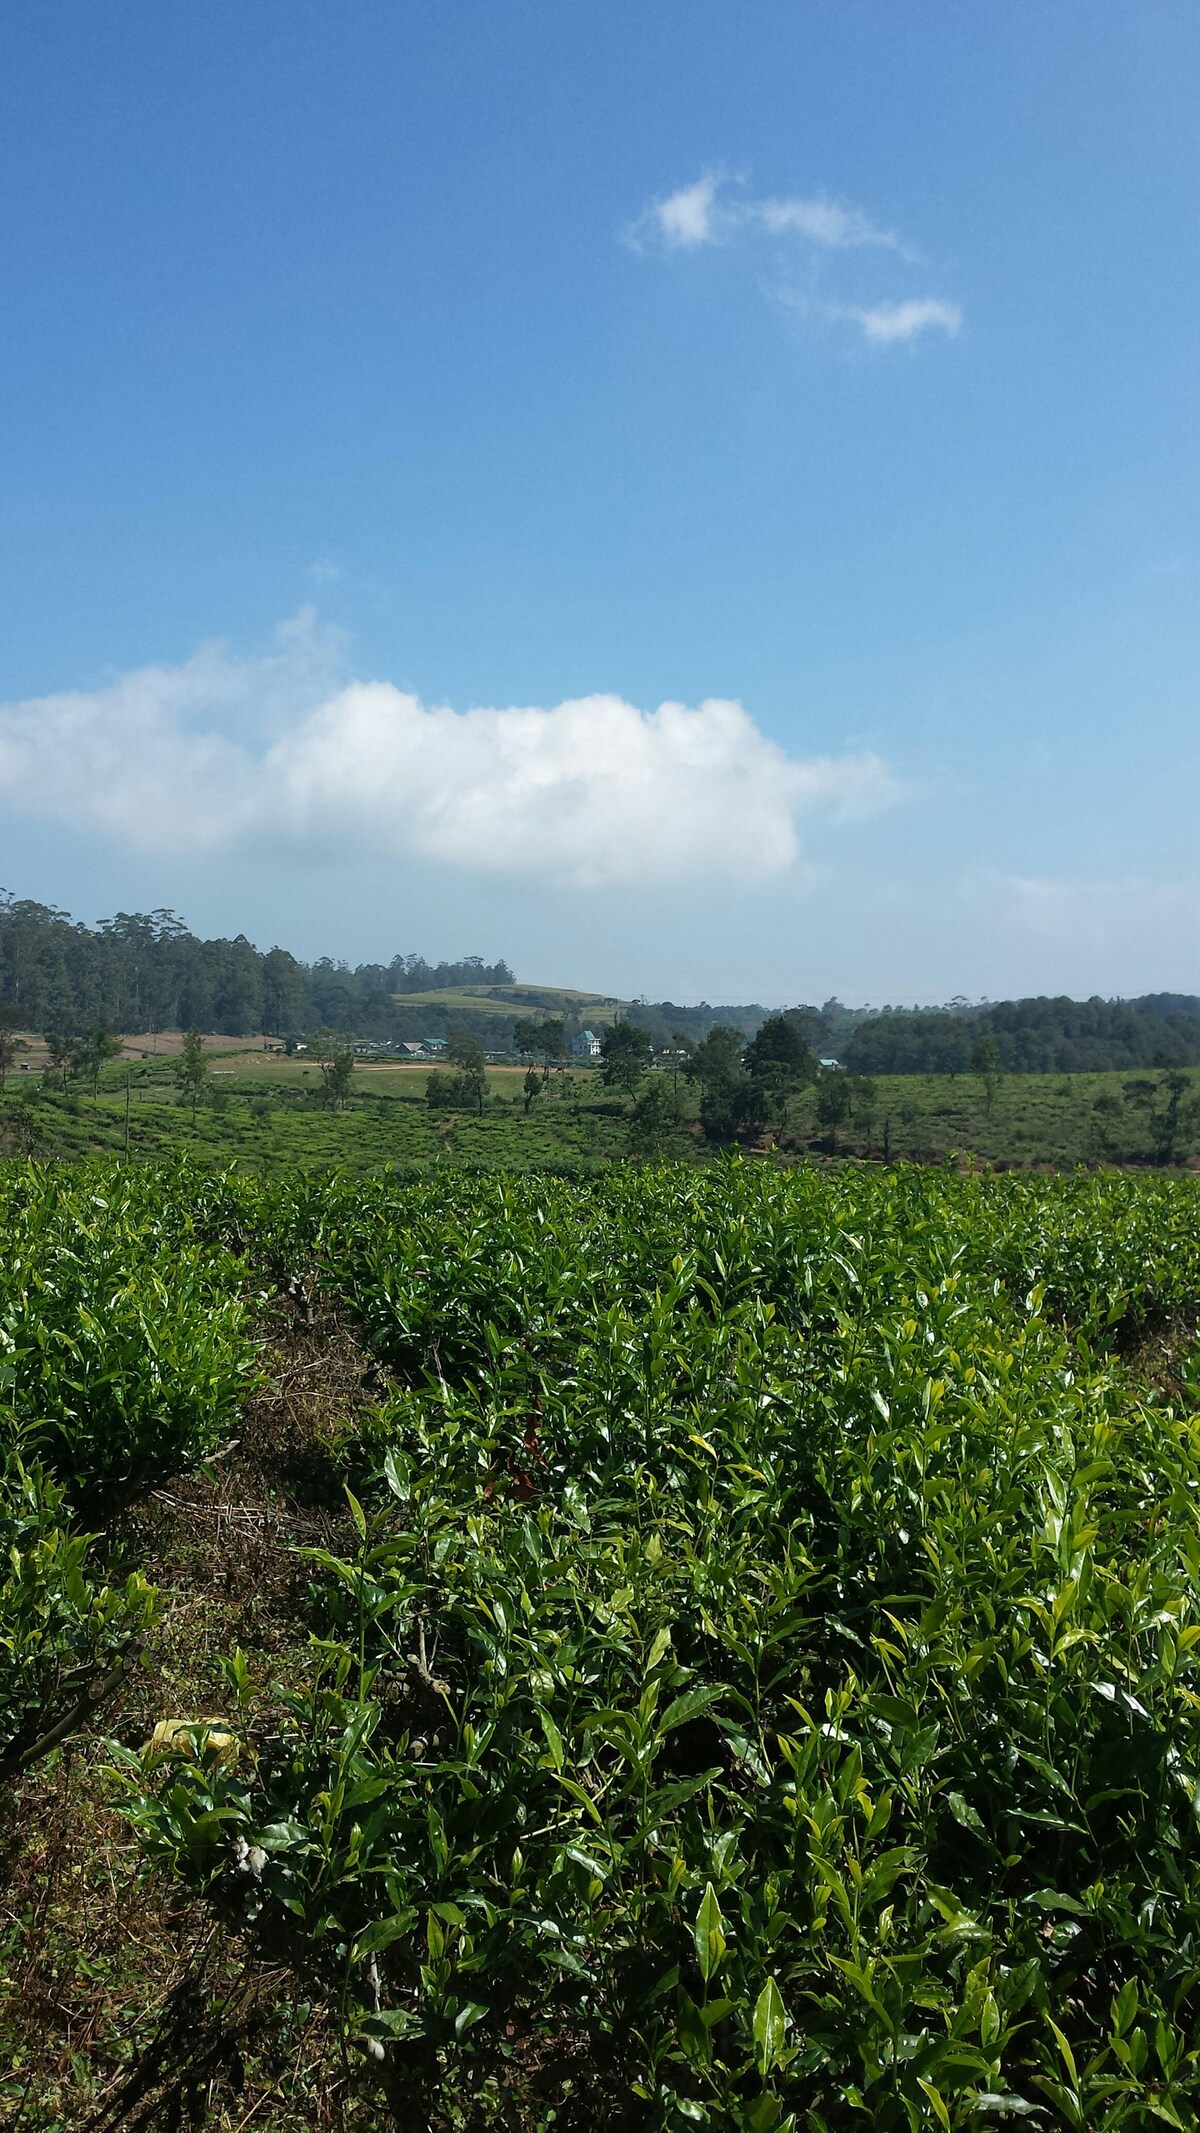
837;297;962;346
753;193;903;252
0;618;909;890
627;170;960;349
627;172;903;257
962;870;1200;959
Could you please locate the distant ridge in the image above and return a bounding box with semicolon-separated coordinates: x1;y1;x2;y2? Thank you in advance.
1;893;1196;1070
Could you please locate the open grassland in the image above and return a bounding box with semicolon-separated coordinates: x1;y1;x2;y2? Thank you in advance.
3;1052;1198;1172
2;1159;1200;2129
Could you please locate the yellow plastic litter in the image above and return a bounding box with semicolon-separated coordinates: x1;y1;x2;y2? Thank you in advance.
144;1718;239;1767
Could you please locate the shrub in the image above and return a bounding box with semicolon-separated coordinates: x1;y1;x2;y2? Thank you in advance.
0;1166;257;1494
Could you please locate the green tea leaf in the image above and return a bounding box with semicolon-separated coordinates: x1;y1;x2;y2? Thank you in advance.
752;1976;788;2077
694;1882;726;1983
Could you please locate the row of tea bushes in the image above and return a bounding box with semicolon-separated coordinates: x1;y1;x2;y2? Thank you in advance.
119;1161;1200;2128
0;1164;257;1783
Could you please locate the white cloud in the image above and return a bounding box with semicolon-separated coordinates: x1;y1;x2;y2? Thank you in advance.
751;193;901;252
628;173;902;256
628;173;960;350
0;620;907;890
641;173;724;250
842;296;962;346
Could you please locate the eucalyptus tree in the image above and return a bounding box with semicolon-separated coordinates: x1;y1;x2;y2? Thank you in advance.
174;1028;210;1119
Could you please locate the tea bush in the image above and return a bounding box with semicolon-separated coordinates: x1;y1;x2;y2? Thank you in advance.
0;1449;157;1781
117;1162;1200;2128
0;1164;256;1494
0;1165;255;1812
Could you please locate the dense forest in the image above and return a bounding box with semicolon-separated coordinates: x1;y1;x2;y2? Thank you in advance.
843;993;1200;1074
2;893;1198;1070
0;895;776;1052
0;896;513;1040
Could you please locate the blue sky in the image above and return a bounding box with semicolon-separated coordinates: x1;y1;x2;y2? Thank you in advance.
2;2;1197;1003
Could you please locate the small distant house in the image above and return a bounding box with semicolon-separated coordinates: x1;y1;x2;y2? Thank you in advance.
571;1029;602;1060
818;1057;842;1073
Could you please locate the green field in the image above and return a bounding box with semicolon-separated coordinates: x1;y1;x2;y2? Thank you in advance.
3;1049;1198;1172
3;1158;1200;2128
387;983;627;1021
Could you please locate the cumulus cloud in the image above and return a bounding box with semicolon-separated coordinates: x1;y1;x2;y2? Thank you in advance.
0;621;907;889
841;296;962;346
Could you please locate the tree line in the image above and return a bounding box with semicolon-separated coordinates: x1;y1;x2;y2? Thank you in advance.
3;891;1197;1075
0;894;512;1040
843;994;1200;1076
597;1015;827;1147
418;1016;828;1147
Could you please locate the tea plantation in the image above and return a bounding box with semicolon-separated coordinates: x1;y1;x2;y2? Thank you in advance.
3;1158;1200;2130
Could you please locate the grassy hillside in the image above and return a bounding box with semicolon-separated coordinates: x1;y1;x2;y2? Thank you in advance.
463;981;626;1011
386;984;626;1024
